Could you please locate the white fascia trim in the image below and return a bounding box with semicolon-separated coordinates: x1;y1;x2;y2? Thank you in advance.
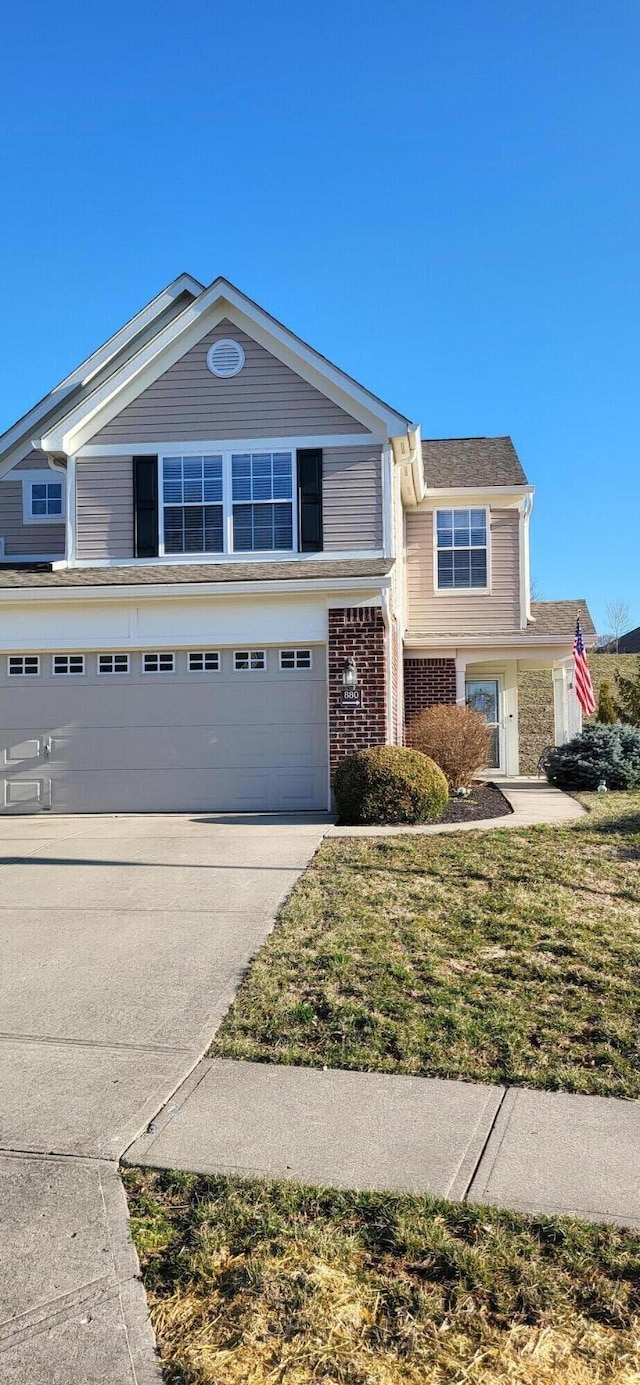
41;281;411;454
405;633;574;650
76;432;383;457
71;548;386;570
0;273;205;470
418;484;534;508
0;575;392;606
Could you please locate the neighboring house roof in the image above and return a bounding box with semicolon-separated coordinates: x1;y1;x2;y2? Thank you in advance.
602;626;640;654
422;436;528;488
0;558;394;589
528;600;595;638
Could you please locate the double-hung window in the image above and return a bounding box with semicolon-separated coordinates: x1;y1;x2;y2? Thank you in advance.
162;456;223;554
435;508;488;590
231;452;294;551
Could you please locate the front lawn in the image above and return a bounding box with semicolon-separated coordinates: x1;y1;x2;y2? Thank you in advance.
126;1169;640;1384
211;793;640;1097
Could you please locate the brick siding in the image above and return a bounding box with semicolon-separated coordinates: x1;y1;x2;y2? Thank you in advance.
328;607;387;774
404;657;456;728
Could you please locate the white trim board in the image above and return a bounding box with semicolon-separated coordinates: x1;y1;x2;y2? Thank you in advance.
70;547;386;570
76;432;382;456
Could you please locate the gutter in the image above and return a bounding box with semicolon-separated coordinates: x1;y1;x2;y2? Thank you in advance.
0;573;394;606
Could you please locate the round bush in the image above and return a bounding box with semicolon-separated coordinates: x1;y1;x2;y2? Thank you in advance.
333;745;449;825
542;722;640;790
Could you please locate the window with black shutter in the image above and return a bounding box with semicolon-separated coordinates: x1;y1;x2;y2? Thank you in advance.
133;456;159;558
296;449;323;552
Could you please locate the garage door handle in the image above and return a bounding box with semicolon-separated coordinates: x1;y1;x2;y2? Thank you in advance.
43;737;52;758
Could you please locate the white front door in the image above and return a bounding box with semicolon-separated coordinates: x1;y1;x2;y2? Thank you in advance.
465;678;503;770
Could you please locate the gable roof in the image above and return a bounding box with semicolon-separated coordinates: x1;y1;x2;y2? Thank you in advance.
0;274;204;475
529;600;595;639
422;437;528;488
36;277;414;457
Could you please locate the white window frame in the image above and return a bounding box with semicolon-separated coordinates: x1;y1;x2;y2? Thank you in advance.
433;506;491;594
21;472;66;526
142;652;176;674
279;649;313;670
233;650;266;672
8;655;40;676
158;448;298;558
188;651;221;672
53;654;85;676
97;653;130;675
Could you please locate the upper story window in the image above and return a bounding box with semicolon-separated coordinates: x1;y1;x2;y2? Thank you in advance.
231;452;293;552
24;478;65;524
159;451;295;556
162;455;223;554
435;508;488;590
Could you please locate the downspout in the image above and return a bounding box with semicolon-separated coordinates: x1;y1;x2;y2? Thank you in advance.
46;453;73;567
381;586;395;745
519;493;533;626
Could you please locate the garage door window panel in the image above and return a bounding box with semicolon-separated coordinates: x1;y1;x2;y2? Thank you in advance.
280;649;312;669
234;651;266;671
53;655;85;675
98;654;130;675
189;652;220;672
143;653;175;673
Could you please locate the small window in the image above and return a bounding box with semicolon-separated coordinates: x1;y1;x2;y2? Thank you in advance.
98;654;130;675
234;650;266;671
280;649;312;670
8;655;40;676
188;651;220;672
53;655;85;675
143;652;175;673
435;508;488;590
27;480;64;521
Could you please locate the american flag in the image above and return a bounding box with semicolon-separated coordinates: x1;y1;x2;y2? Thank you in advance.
573;618;596;717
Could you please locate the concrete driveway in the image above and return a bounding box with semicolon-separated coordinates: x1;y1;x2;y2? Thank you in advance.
0;811;327;1158
0;811;327;1382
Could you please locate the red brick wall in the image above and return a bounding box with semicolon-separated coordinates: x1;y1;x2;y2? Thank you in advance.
328;607;387;774
404;657;456;728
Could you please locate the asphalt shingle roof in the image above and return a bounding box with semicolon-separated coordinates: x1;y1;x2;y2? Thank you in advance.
528;600;595;638
0;558;394;589
422;436;528;488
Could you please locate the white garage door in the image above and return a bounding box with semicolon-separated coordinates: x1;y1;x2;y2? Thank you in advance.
0;646;328;813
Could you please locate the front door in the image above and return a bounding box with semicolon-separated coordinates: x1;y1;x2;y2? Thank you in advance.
465;678;502;770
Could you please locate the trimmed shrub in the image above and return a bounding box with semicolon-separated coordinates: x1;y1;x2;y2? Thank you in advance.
406;703;491;789
597;680;617;724
541;722;640;791
615;656;640;726
333;745;449;826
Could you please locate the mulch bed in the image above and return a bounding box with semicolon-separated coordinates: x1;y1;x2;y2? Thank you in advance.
438;780;513;823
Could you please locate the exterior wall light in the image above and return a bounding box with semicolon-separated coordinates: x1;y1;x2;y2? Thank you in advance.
342;657;358;688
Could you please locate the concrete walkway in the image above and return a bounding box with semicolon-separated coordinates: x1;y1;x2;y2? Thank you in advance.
328;776;585;836
0;812;328;1383
125;1059;640;1230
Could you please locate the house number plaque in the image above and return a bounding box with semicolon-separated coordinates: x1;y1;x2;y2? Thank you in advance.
341;687;363;708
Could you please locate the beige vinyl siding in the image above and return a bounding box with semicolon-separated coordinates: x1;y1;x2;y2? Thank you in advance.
15;448;51;470
91;319;370;444
76;457;133;559
322;446;383;550
0;478;65;556
406;508;521;634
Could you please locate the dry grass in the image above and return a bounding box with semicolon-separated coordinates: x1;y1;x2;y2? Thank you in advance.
211;792;640;1097
125;1170;640;1385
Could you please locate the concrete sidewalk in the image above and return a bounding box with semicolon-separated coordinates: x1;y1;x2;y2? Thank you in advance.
125;1058;640;1230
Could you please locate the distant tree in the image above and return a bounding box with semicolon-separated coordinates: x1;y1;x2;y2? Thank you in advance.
605;598;631;653
530;577;543;602
596;680;617;724
614;657;640;727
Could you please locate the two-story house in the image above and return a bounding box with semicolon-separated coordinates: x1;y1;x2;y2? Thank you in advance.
0;275;592;814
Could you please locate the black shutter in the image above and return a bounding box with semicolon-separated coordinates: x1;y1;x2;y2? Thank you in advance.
133;456;159;558
297;449;323;552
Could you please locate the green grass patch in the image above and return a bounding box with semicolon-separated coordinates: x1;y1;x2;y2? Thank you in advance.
125;1168;640;1384
211;793;640;1097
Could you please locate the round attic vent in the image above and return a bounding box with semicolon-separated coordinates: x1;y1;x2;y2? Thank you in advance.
206;339;245;378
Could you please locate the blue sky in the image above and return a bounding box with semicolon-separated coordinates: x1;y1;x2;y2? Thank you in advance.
1;0;638;633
